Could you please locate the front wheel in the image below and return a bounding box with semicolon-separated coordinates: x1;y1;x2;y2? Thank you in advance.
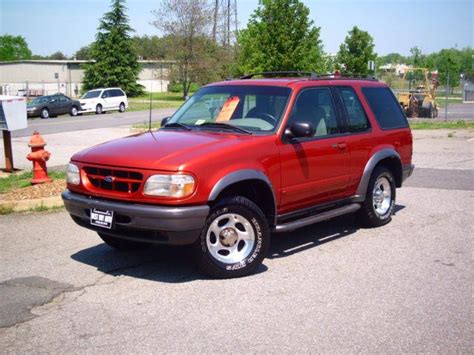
70;106;78;116
357;166;396;228
40;108;49;119
98;233;149;250
95;104;103;115
194;196;270;278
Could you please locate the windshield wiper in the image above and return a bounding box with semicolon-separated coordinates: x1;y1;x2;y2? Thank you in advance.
162;122;191;131
200;122;253;135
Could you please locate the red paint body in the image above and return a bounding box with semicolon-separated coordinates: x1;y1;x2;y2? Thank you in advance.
68;79;413;216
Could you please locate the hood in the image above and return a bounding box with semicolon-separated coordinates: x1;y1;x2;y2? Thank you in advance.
71;129;252;171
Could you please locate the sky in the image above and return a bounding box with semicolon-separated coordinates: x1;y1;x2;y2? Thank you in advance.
0;0;472;57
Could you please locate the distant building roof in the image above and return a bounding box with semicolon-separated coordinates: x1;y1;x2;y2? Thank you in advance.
0;59;174;65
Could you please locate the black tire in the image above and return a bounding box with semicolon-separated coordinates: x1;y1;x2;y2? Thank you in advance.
119;102;126;113
40;108;49;119
357;166;396;228
193;196;270;278
98;232;149;250
95;104;103;115
70;106;78;117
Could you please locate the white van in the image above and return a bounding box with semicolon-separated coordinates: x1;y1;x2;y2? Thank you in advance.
79;88;128;114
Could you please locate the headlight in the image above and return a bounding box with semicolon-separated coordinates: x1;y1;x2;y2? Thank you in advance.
143;174;195;197
66;163;80;185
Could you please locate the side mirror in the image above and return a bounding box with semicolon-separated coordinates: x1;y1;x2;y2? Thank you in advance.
285;121;315;139
161;116;171;127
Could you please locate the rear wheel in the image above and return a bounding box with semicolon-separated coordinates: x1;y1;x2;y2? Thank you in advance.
40;108;49;119
194;196;270;278
119;102;126;112
95;104;103;115
98;233;149;250
357;166;396;228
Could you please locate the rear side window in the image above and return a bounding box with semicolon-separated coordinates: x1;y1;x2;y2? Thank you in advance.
362;87;408;129
112;89;124;97
337;87;370;132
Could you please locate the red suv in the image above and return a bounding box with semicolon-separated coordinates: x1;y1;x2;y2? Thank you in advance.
62;72;414;278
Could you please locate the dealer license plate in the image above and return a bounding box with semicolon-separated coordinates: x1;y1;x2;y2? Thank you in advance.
90;208;114;229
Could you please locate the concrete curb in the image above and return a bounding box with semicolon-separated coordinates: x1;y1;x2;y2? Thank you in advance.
0;195;63;212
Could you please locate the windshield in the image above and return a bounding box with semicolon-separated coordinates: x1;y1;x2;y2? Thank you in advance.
81;90;101;99
167;85;291;133
29;97;50;105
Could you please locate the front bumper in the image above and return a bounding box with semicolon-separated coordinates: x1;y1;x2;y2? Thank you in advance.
62;190;209;245
27;109;40;117
402;163;415;183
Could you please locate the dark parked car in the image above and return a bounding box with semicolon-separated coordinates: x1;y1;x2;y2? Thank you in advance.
27;94;81;119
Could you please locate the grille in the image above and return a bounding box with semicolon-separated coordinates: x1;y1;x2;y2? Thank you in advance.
84;166;143;194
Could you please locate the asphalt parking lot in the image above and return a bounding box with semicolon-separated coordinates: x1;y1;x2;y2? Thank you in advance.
0;130;473;352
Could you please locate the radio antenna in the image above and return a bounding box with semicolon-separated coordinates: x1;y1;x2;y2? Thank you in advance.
148;78;153;132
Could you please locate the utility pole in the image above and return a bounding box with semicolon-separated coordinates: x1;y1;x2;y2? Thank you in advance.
212;0;218;43
234;0;238;37
444;71;449;121
227;0;231;47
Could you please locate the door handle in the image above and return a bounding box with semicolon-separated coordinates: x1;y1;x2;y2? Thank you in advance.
331;142;347;150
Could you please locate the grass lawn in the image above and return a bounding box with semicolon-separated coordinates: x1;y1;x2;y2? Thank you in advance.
131;121;161;131
128;92;195;112
127;101;183;112
409;120;474;130
0;170;66;194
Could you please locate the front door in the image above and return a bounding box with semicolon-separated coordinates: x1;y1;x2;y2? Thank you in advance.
278;87;351;214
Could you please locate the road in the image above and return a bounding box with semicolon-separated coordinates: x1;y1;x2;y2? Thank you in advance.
12;108;176;138
0;132;473;353
441;102;474;120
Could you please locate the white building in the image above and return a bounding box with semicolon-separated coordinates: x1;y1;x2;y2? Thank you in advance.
0;59;173;97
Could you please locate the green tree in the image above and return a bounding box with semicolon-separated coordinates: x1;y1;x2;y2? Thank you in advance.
0;35;32;61
337;26;376;75
82;0;143;96
48;51;67;60
152;0;215;99
436;48;461;87
236;0;325;74
75;45;93;60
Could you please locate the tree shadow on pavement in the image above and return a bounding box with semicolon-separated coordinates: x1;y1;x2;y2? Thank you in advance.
71;205;405;283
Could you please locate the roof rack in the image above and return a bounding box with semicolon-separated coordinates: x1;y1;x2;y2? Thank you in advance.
239;71;318;80
237;71;377;81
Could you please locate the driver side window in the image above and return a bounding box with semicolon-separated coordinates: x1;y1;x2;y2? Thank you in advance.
289;88;340;138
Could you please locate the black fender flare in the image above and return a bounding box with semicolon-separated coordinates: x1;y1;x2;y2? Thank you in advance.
356;149;402;198
208;169;277;225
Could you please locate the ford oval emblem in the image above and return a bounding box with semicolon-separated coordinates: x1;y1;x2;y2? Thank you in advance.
104;176;115;183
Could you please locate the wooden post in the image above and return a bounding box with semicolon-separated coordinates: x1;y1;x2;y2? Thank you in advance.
2;130;14;172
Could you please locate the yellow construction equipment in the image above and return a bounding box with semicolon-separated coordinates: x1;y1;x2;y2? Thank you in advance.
397;68;439;118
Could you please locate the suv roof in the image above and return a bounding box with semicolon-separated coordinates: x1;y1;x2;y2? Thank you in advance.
207;72;383;88
87;87;124;91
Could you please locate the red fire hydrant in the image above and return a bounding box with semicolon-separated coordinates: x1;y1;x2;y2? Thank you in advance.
26;131;52;184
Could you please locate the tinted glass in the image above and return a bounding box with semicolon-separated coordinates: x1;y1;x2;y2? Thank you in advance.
169;85;291;133
289;88;339;137
81;90;101;99
337;87;370;132
30;97;49;105
362;87;408;129
114;89;124;97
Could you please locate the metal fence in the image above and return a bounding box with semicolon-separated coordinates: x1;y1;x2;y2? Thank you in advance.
0;81;81;98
